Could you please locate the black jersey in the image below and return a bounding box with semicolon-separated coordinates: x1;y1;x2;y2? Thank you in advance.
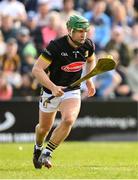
41;35;95;94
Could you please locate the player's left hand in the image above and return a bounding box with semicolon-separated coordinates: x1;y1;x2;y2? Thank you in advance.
86;80;96;97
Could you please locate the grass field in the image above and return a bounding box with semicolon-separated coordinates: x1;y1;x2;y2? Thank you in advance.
0;142;138;179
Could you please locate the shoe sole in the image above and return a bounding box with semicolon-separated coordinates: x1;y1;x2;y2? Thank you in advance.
33;158;42;169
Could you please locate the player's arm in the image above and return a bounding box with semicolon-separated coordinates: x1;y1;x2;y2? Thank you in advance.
32;55;64;96
85;53;96;78
84;53;96;97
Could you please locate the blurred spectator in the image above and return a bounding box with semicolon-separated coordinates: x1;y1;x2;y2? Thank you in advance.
0;0;27;23
35;0;50;27
0;71;13;101
123;0;136;26
105;26;132;67
106;0;136;27
126;48;138;101
25;11;38;36
0;13;2;27
134;0;138;12
47;0;63;11
15;73;38;100
0;37;22;89
84;0;95;12
1;14;17;41
41;11;60;47
0;38;20;72
125;22;138;51
86;24;95;40
0;30;6;56
56;23;68;38
17;26;37;73
33;28;44;55
94;69;121;99
33;11;61;53
19;0;38;12
111;1;133;27
60;0;80;23
74;0;90;13
23;52;37;74
84;0;111;51
105;0;116;17
95;50;121;99
114;65;133;98
111;47;133;98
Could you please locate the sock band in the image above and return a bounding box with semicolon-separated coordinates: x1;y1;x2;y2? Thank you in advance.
46;140;58;152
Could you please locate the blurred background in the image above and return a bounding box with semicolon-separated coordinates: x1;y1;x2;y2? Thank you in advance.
0;0;138;142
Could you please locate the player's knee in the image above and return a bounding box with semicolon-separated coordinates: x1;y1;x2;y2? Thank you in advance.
63;116;76;127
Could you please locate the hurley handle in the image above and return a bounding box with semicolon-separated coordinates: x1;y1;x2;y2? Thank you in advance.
45;86;73;103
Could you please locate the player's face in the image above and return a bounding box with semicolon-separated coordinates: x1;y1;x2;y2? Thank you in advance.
71;29;88;44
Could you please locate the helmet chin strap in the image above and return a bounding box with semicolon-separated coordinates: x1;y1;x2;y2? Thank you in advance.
68;35;83;46
68;28;84;46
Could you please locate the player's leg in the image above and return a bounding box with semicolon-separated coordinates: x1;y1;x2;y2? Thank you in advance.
47;90;81;147
33;89;62;169
40;98;81;168
40;96;81;168
35;110;57;147
50;98;81;144
33;110;57;169
39;90;81;168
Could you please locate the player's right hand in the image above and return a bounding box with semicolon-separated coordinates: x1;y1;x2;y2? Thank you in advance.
51;86;64;97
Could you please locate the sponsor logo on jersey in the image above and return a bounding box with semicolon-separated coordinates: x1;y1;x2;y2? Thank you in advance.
61;61;85;72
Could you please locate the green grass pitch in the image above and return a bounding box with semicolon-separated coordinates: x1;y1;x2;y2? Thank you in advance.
0;142;138;179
